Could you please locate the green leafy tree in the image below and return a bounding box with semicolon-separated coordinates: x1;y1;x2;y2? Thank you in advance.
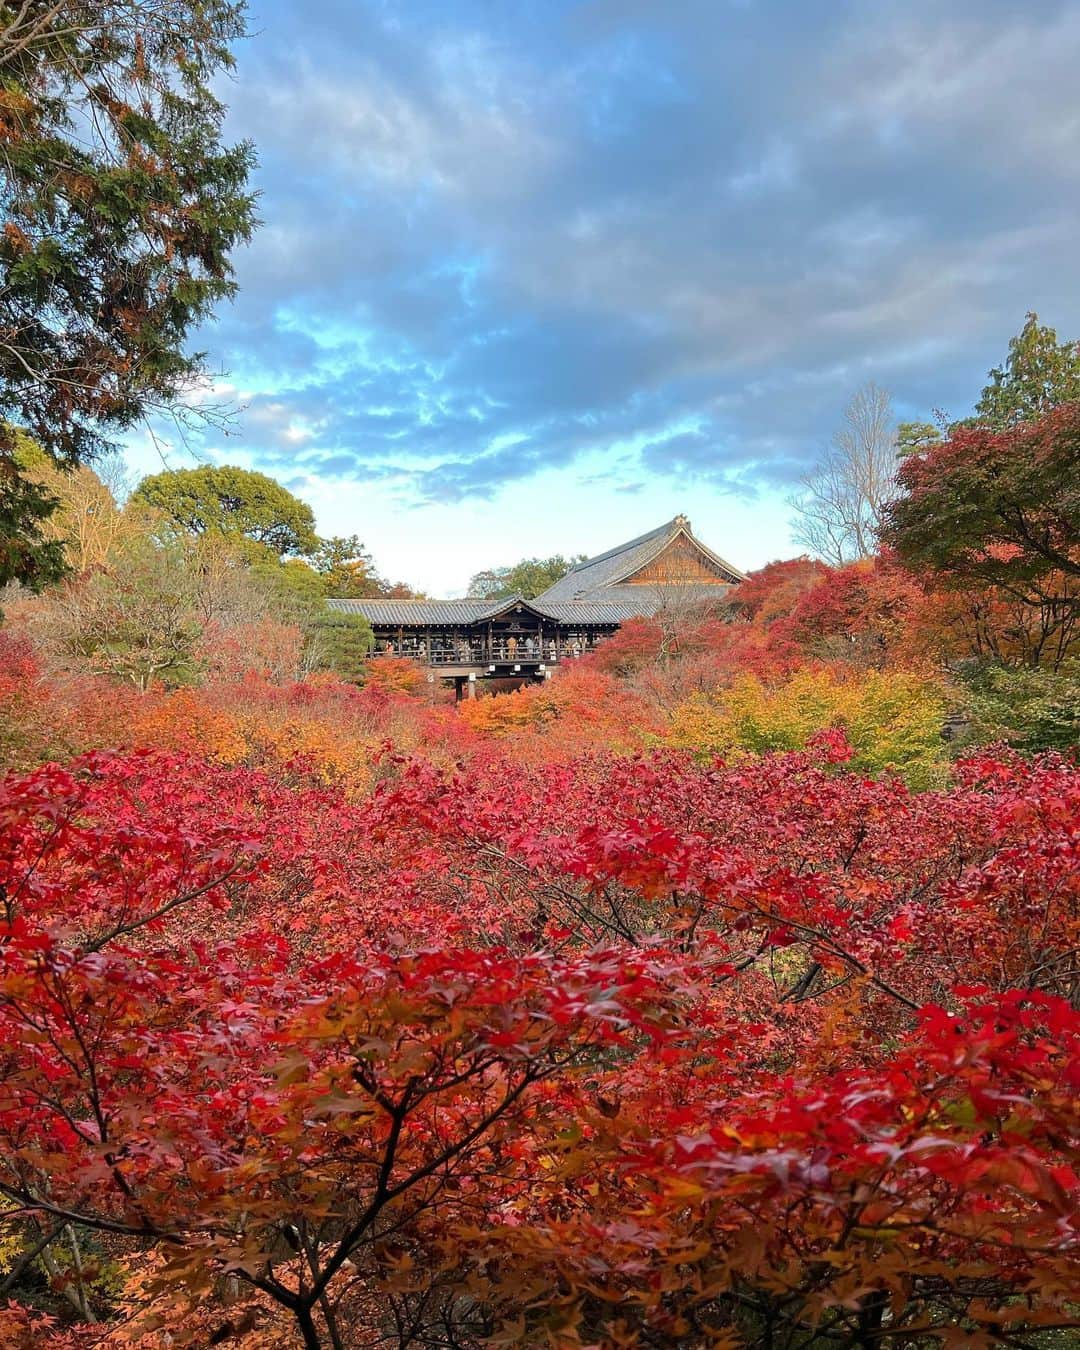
133;466;319;559
895;421;943;458
973;312;1080;429
0;2;255;469
252;557;373;681
1;430;64;590
468;554;584;601
313;535;383;598
40;536;202;690
257;556;326;610
308;609;374;683
959;660;1080;753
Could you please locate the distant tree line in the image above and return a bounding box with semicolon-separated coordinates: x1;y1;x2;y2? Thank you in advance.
467;554;586;600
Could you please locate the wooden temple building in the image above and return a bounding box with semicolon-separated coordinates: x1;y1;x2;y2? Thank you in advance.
329;515;745;697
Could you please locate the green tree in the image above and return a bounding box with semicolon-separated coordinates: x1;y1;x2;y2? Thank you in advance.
313;535;383;598
0;2;255;470
895;421;943;458
960;660;1080;753
1;430;65;590
308;609;374;683
252;557;373;681
133;466;319;559
40;536;202;690
973;312;1080;429
468;554;584;601
257;556;326;611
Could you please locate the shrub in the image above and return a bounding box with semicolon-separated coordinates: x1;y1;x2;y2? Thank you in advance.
667;668;951;786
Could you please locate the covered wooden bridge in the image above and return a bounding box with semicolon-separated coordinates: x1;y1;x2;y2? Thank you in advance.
328;515;745;697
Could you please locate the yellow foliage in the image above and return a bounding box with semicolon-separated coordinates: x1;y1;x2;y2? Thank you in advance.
128;689;249;765
126;690;374;798
243;716;373;800
0;1204;25;1275
667;668;950;787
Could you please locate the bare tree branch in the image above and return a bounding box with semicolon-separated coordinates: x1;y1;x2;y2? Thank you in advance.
789;383;899;565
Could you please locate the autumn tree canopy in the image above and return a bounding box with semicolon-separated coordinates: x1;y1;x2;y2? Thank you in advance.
0;740;1075;1346
883;403;1080;605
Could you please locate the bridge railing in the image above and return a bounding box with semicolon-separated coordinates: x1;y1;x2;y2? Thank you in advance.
372;638;602;665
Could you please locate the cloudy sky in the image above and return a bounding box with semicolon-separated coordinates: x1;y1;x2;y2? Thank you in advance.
125;0;1080;595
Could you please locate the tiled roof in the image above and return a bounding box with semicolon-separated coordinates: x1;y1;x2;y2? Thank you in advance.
329;517;744;628
329;595;667;625
536;515;744;602
590;583;736;612
536;519;677;602
331;589;736;628
534;598;656;622
327;597;512;625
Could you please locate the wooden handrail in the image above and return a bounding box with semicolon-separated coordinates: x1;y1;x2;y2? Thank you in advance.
372;639;601;665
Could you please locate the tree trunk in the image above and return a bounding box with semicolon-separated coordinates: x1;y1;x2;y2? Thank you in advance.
294;1305;324;1350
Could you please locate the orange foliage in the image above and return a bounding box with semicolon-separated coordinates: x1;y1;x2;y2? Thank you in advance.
776;556;928;668
361;654;426;695
459;663;661;753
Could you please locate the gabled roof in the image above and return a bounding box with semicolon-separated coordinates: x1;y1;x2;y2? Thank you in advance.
329;516;745;628
535;514;745;603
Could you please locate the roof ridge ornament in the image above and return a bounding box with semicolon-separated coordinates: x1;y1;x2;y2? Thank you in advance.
673;513;690;530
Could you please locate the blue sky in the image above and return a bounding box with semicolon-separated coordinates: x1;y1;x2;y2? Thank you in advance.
124;0;1080;595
